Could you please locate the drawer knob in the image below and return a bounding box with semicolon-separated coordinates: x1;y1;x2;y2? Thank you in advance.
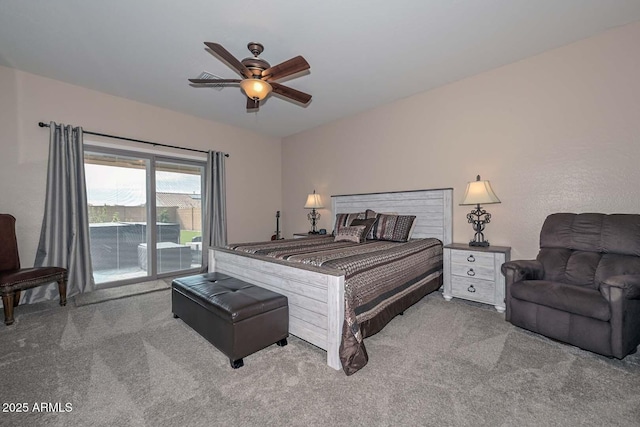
467;285;476;293
466;268;476;277
467;255;475;262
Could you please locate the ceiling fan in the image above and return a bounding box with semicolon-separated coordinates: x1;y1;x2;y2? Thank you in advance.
189;42;311;110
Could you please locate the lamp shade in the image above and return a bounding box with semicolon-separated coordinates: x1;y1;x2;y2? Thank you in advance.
240;79;272;101
304;192;323;209
460;175;500;205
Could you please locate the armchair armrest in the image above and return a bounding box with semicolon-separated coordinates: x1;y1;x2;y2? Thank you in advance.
501;260;544;285
600;274;640;300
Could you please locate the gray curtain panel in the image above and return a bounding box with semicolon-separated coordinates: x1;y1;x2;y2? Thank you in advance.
201;150;227;271
25;122;95;303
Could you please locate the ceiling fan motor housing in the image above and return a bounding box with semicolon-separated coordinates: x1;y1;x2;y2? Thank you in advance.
241;57;270;77
242;42;270;76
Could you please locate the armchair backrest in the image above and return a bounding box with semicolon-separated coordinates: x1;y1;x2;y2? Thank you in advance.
0;214;21;271
537;213;640;289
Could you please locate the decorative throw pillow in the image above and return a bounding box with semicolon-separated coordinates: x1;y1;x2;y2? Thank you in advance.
349;218;377;241
361;209;377;239
362;209;377;219
334;225;367;243
371;214;416;242
333;209;376;235
333;213;361;236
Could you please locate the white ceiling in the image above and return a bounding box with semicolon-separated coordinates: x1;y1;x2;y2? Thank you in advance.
2;1;640;138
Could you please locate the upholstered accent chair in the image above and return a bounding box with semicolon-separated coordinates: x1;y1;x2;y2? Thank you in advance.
501;213;640;359
0;214;67;325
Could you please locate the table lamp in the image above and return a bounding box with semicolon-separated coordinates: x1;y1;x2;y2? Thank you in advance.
460;175;500;247
304;190;323;234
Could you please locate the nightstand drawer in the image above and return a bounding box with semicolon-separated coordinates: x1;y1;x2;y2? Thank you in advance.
450;250;495;267
450;262;495;281
451;277;495;304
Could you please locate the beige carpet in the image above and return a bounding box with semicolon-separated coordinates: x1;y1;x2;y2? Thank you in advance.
2;290;639;426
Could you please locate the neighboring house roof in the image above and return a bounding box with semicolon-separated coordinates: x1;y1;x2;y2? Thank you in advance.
156;192;201;209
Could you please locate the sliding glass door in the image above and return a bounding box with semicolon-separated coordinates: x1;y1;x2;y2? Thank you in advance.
155;160;203;274
84;147;204;286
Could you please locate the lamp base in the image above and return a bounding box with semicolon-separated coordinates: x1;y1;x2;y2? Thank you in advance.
467;204;492;248
307;208;321;235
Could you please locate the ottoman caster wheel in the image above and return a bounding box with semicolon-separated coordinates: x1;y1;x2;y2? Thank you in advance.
276;338;288;347
172;313;179;318
230;358;244;369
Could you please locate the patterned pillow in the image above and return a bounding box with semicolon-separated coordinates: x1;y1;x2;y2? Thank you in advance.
349;218;377;241
333;213;361;236
362;209;377;238
334;225;367;243
362;209;377;219
333;209;377;236
371;214;416;242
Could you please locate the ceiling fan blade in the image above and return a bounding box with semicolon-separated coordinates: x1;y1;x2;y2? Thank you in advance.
188;78;241;84
204;42;253;79
262;56;310;81
246;97;259;110
270;82;312;104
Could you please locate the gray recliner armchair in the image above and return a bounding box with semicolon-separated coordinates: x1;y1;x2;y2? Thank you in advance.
501;213;640;359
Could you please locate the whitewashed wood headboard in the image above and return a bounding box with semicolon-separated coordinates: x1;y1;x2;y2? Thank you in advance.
331;188;453;244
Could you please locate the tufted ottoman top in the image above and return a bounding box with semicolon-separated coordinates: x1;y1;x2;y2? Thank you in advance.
172;272;288;323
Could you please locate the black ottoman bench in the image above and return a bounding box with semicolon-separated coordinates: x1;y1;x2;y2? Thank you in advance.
171;272;289;369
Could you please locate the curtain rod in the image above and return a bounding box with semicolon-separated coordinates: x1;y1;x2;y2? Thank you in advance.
38;122;229;157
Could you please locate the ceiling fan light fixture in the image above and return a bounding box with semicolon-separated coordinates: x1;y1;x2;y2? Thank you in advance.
240;79;272;101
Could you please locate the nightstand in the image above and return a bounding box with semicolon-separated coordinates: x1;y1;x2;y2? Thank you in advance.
442;243;511;312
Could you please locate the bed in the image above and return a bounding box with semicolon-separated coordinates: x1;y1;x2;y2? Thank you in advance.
208;188;453;374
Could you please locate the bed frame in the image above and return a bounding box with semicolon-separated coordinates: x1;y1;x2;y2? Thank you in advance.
208;188;453;370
